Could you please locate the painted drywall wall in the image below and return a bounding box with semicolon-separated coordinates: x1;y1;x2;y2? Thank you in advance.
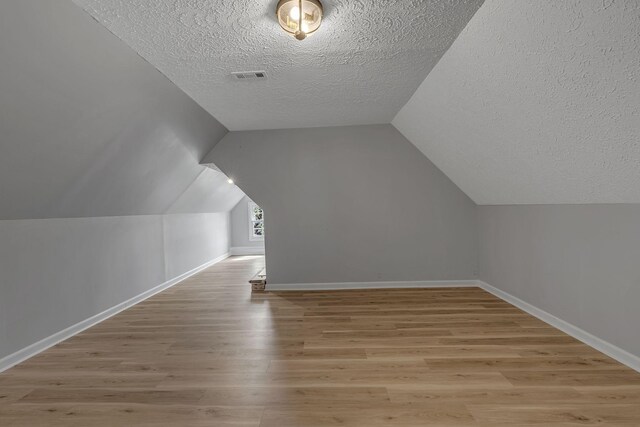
394;0;640;204
163;214;231;279
0;1;239;362
479;204;640;358
230;196;265;253
206;124;477;285
0;0;242;220
0;213;229;360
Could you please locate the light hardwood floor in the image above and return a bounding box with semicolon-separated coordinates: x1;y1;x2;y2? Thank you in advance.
1;255;639;426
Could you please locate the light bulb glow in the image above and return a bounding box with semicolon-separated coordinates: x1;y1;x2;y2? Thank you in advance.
276;0;323;40
227;179;234;184
289;6;300;20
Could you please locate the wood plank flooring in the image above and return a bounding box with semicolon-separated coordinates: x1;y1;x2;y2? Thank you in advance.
1;255;639;426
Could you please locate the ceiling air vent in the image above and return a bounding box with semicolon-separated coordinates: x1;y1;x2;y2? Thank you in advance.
231;71;267;80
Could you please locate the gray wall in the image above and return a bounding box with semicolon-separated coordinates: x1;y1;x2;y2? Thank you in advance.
230;196;266;251
0;1;237;361
0;214;229;359
206;124;478;285
479;204;640;358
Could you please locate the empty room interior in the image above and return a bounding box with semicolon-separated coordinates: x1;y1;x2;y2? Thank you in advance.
1;0;640;425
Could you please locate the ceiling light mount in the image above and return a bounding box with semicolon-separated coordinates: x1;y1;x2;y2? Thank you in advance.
276;0;323;40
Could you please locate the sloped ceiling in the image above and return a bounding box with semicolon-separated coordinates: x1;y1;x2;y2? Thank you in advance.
72;0;484;131
0;0;243;220
394;0;640;205
5;0;636;214
167;168;244;214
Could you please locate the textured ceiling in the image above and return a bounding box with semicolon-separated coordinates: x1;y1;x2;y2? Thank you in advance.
72;0;483;131
394;0;640;205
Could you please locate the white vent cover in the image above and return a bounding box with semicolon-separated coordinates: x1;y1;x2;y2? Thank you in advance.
231;71;267;80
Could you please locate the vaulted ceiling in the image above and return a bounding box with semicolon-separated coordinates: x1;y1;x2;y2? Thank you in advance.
4;0;638;212
72;0;484;131
71;0;640;205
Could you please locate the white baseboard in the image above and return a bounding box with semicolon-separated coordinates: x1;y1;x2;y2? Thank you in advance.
266;280;478;291
229;246;265;256
478;280;640;373
4;268;638;375
267;278;640;372
0;252;229;374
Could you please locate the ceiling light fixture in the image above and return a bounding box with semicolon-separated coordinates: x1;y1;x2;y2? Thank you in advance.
276;0;323;40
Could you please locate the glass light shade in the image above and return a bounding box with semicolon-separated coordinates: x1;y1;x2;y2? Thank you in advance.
276;0;323;40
